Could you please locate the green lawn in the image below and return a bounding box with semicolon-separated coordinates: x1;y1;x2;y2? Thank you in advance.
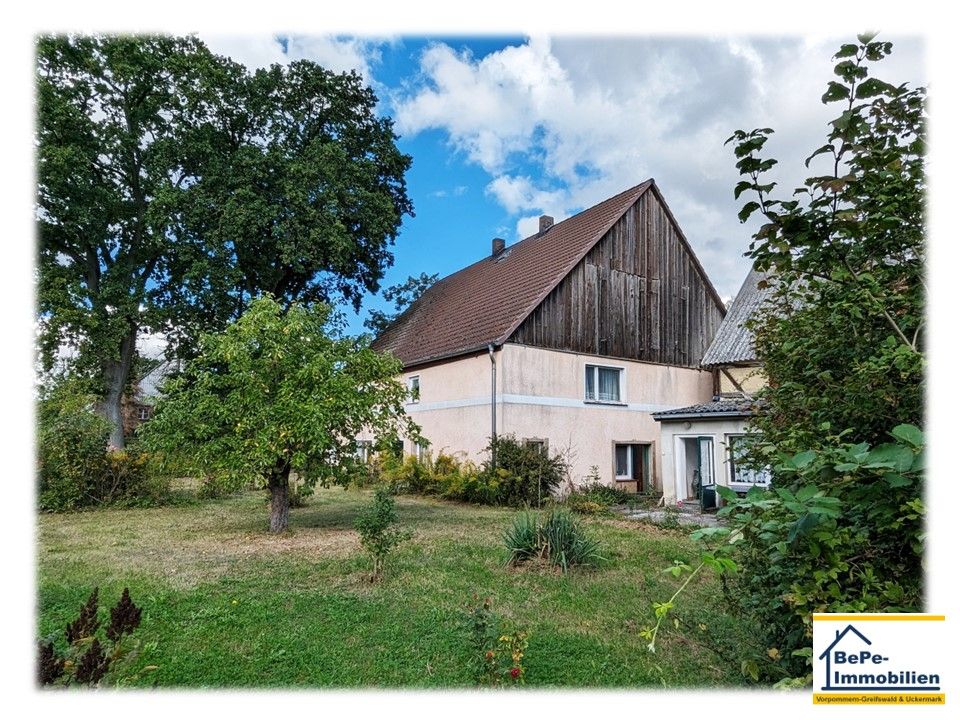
37;488;755;688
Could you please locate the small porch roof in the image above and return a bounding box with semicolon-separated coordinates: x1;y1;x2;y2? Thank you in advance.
652;396;760;422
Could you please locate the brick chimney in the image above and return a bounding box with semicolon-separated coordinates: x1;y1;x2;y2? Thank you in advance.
492;237;506;256
539;215;554;234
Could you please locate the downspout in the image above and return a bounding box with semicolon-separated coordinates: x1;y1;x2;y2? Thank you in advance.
488;343;497;471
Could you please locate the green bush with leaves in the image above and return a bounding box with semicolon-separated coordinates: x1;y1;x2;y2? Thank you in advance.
466;597;528;686
485;435;567;507
38;384;110;511
504;507;604;572
38;382;170;511
371;443;565;508
721;425;924;677
646;34;925;686
354;487;413;581
565;481;631;514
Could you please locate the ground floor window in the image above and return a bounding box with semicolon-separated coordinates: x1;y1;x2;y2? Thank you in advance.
415;441;429;464
614;443;650;489
356;440;373;463
523;438;548;455
727;434;772;487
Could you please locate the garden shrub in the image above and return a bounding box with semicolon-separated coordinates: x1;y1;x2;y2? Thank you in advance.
38;386;111;511
484;435;567;506
38;384;171;511
504;507;604;572
564;481;631;514
354;487;413;581
365;437;569;508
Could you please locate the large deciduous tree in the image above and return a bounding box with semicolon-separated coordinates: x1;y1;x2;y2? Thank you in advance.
141;296;420;533
37;35;413;447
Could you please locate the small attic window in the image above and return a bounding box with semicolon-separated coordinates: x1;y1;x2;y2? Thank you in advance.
494;247;513;263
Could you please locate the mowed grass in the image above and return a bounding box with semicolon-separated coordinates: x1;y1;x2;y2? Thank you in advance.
37;488;754;688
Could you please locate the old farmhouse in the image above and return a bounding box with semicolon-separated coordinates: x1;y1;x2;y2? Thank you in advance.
370;179;729;492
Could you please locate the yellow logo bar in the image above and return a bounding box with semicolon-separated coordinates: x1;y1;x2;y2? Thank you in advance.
813;693;944;705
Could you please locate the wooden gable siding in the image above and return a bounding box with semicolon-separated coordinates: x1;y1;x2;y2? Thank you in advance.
508;189;724;368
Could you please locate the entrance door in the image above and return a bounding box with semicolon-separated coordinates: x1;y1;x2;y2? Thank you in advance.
697;436;717;510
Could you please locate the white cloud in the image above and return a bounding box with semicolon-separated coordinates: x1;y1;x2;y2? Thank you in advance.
200;34;384;83
391;35;925;297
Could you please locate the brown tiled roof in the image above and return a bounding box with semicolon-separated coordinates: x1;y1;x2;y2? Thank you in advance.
372;180;655;368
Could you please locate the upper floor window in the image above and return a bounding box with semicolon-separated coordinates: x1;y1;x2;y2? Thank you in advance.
407;375;420;403
137;406;151;421
585;364;623;403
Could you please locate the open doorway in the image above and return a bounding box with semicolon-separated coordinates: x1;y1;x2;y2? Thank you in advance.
674;436;717;509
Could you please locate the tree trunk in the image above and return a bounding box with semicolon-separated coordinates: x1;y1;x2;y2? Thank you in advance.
97;323;138;449
268;463;291;533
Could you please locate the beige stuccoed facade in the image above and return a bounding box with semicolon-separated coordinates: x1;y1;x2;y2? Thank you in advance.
393;343;713;491
718;365;766;395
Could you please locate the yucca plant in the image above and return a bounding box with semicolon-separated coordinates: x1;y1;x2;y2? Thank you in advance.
503;510;542;563
504;508;604;572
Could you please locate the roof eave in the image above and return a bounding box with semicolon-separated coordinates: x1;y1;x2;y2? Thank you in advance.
653;410;754;422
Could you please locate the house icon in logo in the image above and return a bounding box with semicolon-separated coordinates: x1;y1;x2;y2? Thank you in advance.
818;624;872;690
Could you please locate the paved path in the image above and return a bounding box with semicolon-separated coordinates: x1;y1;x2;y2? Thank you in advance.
615;506;722;528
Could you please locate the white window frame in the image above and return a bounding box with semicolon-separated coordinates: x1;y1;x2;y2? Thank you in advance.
584;364;625;404
725;434;772;489
414;441;429;464
523;438;549;456
407;375;420;404
137;406;150;421
614;442;649;481
356;440;374;463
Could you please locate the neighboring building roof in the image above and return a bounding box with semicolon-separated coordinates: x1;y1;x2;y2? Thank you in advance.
700;267;777;367
372;180;655;367
651;396;760;422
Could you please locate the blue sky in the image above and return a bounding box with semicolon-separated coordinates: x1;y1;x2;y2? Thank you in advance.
201;33;926;336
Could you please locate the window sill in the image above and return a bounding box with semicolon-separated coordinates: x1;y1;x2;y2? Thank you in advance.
584;399;627;407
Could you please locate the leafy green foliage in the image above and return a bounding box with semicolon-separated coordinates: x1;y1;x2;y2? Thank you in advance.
38;381;170;511
464;597;527;685
564;482;631;514
370;436;569;508
353;487;413;581
364;272;438;335
503;508;605;572
38;383;110;511
706;34;925;681
141;296;420;532
484;434;568;506
36;35;413;445
716;428;924;677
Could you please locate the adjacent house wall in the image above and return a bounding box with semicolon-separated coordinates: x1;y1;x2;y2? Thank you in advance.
388;343;713;491
718;365;767;394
